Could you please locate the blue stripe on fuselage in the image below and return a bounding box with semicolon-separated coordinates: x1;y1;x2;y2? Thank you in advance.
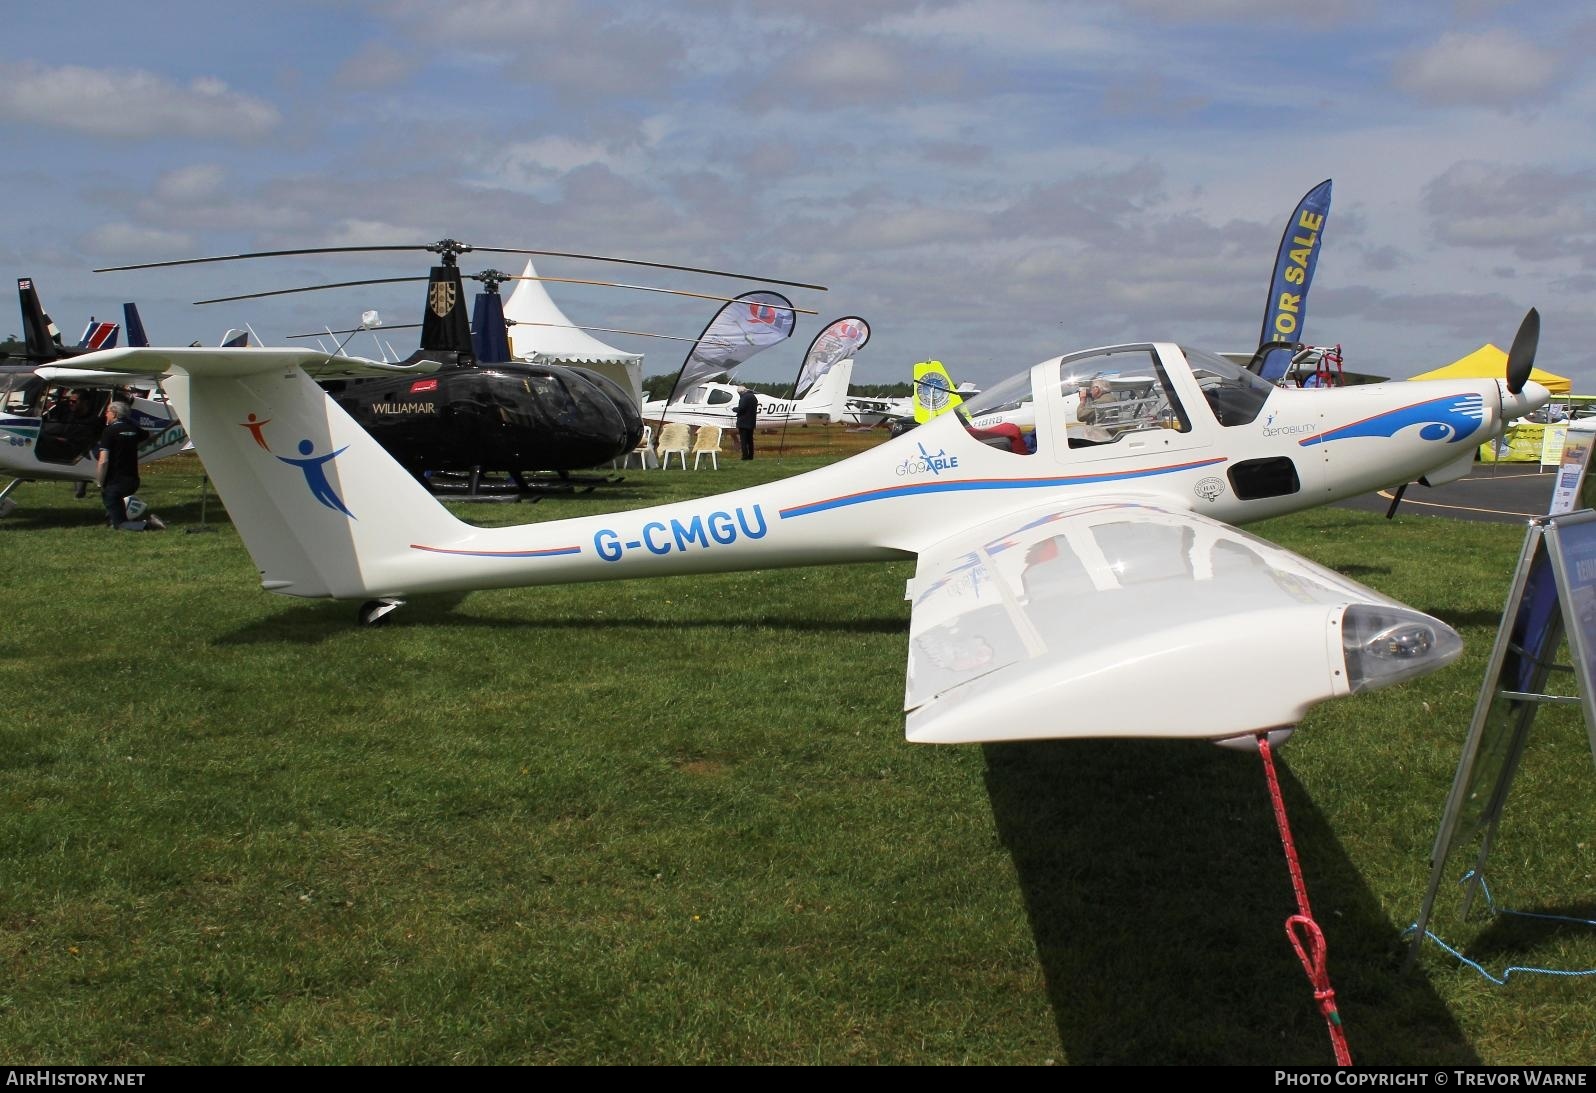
778;458;1227;519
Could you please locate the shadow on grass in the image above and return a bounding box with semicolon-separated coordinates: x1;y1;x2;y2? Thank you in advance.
981;739;1481;1065
1443;899;1596;965
0;494;238;533
214;597;907;644
1336;563;1393;579
1426;608;1514;630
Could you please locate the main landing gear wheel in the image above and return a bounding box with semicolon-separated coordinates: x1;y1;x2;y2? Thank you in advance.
358;599;405;626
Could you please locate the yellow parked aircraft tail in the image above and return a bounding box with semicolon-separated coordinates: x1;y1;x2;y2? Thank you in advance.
912;360;963;423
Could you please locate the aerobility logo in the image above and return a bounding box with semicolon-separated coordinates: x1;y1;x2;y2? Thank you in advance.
240;413;356;519
1261;409;1316;439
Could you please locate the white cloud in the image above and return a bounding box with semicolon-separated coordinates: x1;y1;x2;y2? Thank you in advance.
81;222;194;256
334;42;415;90
1394;29;1563;107
153;164;227;203
1423;160;1596;260
0;63;280;139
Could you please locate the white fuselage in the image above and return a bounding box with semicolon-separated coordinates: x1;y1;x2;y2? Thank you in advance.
643;383;823;429
644;359;854;429
163;342;1544;601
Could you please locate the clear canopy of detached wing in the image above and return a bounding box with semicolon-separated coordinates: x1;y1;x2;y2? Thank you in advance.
903;500;1462;744
37;346;441;384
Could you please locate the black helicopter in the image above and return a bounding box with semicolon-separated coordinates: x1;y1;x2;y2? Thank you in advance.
97;239;823;496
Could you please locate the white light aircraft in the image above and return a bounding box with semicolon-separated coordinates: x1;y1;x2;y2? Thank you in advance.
643;358;854;428
0;283;187;517
78;312;1547;745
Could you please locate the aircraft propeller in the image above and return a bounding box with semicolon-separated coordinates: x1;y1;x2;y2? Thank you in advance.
1505;307;1540;395
1388;306;1544;520
93;238;827;292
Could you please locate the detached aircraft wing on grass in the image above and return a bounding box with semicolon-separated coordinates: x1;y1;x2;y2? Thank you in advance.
78;310;1548;746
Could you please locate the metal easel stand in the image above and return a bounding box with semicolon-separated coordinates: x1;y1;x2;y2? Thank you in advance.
1404;512;1596;970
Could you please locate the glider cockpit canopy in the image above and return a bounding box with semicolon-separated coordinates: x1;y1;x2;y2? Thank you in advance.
956;343;1276;454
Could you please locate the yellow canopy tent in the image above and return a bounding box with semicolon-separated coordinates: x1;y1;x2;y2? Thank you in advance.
1410;345;1574;463
1407;344;1571;394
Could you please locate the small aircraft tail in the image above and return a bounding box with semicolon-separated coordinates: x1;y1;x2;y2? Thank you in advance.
913;360;963;423
18;277;64;360
77;318;119;350
86;347;465;599
799;357;854;423
123;302;150;348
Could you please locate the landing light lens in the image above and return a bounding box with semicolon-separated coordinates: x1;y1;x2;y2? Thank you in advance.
1341;606;1463;693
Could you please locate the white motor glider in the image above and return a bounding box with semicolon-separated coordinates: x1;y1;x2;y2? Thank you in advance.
80;313;1548;745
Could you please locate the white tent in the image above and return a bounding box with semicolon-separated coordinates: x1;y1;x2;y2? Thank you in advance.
502;258;644;408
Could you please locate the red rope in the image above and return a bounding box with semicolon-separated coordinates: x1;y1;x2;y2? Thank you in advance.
1257;732;1353;1066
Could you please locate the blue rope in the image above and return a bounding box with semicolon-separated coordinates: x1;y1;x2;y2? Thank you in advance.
1404;872;1596;985
1471;872;1596;930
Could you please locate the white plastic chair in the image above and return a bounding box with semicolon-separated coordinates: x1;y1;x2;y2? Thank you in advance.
690;425;723;470
656;423;692;469
619;425;653;470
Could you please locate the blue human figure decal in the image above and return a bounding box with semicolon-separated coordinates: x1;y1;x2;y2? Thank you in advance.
277;438;355;518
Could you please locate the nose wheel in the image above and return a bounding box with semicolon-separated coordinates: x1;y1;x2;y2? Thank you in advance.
358;598;405;626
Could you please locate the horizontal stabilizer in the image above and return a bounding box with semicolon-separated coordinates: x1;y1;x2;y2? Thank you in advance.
35;366;166;387
43;346;441;381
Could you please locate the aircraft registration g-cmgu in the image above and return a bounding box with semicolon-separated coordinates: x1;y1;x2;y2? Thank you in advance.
79;311;1548;745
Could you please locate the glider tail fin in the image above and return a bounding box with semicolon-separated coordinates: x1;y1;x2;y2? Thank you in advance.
912;360;963;423
161;359;466;600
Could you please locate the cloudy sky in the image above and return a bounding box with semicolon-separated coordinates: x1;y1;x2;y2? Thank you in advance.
1;1;1592;389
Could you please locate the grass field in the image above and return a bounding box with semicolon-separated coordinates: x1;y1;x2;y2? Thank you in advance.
1;434;1592;1065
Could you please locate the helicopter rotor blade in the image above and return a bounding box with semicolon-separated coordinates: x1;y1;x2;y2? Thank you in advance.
471;247;826;291
287;323;423;339
95;239;826;291
96;246;436;273
194;276;428;306
501;275;818;314
290;319;694;343
505;320;697;343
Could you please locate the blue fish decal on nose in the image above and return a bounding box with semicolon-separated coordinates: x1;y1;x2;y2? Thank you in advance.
1301;393;1485;447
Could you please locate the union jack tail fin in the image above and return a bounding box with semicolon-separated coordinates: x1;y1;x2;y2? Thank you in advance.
18;277;62;359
